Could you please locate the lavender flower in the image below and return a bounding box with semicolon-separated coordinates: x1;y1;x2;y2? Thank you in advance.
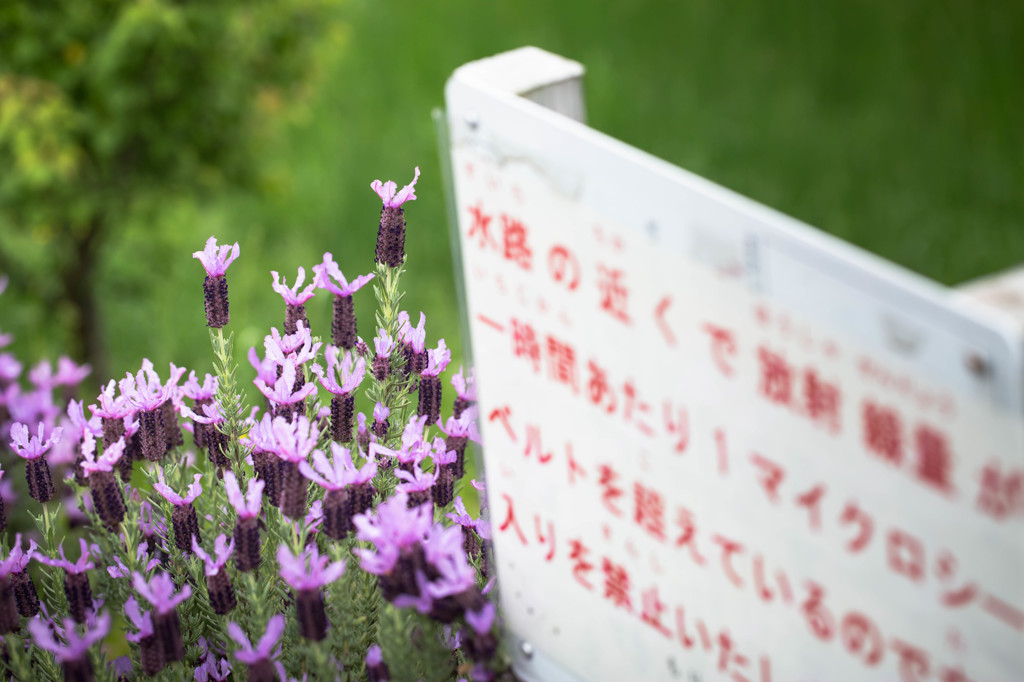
39;539;96;624
311;346;365;443
431;445;458;508
107;543;160;579
79;433;126;530
133;571;192;664
354;492;433;599
451;365;477;418
0;462;4;533
196;657;233;682
372;328;395;381
276;544;345;641
182;371;218;449
263;415;319;519
255;358;316;422
313;252;374;349
228;614;285;682
28;610;110;682
272;267;317;334
372;402;390;439
264;323;320;368
299;443;376;539
464;602;499;663
224;471;264;572
10;421;62;502
356;492;477;622
371;167;420;267
89;380;134;458
121;362;172;461
438;405;480;480
418;339;451;426
125;596;162;675
396;462;439;511
194;236;240;328
193;535;236;615
397;311;427;376
0;534;39;623
181;402;230;468
154;471;204;553
366;644;390;682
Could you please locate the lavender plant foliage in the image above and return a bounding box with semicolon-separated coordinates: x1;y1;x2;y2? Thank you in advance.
0;168;503;681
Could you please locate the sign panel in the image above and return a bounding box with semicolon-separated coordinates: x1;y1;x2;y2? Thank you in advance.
444;48;1024;682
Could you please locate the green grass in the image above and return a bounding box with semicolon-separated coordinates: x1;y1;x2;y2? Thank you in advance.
5;0;1023;381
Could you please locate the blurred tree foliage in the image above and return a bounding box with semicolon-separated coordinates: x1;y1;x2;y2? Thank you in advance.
0;0;336;378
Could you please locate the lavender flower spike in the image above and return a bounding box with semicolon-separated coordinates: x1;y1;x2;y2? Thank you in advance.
372;166;420;267
299;443;376;539
193;535;237;615
10;421;61;501
228;614;285;682
154;471;204;553
313;253;374;349
277;544;345;641
124;596;162;675
39;539;96;624
193;236;240;328
80;433;126;530
272;267;317;334
311;346;365;443
133;571;191;665
28;610;110;681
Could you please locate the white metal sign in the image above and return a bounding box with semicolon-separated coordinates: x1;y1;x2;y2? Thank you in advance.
444;47;1024;682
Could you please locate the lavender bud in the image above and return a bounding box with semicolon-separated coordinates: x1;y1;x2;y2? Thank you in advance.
279;461;308;520
61;657;95;682
206;569;236;615
372;354;390;382
330;394;354;443
254;451;281;506
11;570;38;617
234;516;261;573
417;374;441;426
374;205;407;268
453;396;472;420
357;425;371;456
371;416;389;440
101;417;125;451
89;470;125;531
0;577;18;634
463;528;481;564
207;427;230;469
295;588;328;641
171;504;201;554
446;434;469;481
285;303;307;336
65;571;92;624
432;464;455;509
247;660;279;682
160;400;183;449
153;609;185;664
138;635;163;675
25;457;55;503
119;432;140;482
139;408;166;461
407;489;431;514
332;295;357;349
203;274;230;328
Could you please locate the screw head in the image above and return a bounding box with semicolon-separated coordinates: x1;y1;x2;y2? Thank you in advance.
520;640;534;659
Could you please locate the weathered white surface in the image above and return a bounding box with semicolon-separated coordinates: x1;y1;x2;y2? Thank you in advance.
445;47;1024;682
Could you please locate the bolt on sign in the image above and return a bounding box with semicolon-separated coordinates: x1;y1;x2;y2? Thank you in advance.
440;47;1024;682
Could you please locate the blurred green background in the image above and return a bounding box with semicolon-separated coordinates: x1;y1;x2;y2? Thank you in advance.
1;0;1021;387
